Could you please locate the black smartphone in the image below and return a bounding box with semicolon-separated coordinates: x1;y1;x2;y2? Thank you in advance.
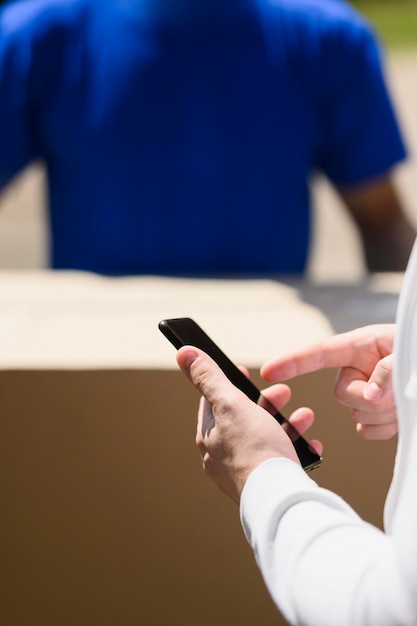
159;317;322;472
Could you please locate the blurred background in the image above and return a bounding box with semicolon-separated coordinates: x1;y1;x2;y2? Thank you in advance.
307;0;417;282
0;0;416;283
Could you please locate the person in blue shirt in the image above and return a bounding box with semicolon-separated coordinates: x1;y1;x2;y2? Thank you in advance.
0;0;414;276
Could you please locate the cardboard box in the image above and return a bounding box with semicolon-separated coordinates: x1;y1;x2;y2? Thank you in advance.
0;272;400;625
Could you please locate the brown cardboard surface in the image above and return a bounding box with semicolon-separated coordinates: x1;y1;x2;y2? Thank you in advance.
0;368;397;626
0;273;400;625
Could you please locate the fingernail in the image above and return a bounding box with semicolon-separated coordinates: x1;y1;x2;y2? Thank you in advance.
182;348;199;369
364;381;383;402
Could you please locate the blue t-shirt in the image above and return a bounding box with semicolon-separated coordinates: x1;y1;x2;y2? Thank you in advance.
0;0;407;275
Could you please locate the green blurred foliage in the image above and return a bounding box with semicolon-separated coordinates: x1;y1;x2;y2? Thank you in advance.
351;0;417;48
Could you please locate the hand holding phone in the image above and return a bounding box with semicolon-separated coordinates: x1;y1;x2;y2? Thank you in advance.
159;317;322;472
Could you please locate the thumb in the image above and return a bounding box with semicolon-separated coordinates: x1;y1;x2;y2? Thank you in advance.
364;353;395;404
176;346;236;405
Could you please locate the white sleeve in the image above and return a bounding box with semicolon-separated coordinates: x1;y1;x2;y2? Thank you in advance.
240;457;416;626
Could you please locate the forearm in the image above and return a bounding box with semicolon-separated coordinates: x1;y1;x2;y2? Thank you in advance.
338;177;415;272
359;211;415;272
240;459;413;626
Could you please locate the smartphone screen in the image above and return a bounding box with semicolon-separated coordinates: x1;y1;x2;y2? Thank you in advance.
159;317;322;472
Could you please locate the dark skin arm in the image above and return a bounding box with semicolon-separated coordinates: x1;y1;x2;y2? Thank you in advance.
338;176;415;272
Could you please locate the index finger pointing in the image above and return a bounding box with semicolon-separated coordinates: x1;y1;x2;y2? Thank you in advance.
261;330;361;382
